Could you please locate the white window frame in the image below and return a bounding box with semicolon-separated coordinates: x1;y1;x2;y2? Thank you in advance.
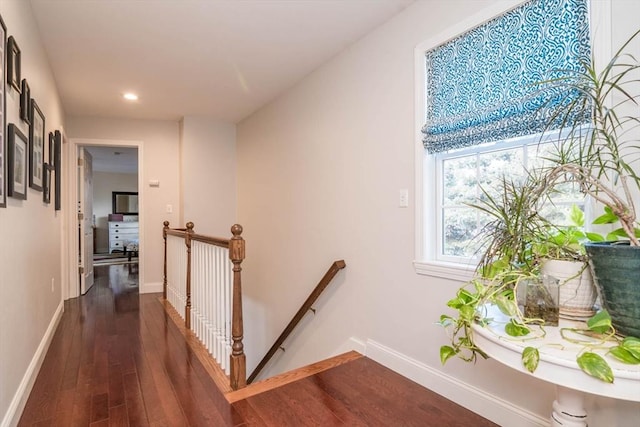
413;0;612;280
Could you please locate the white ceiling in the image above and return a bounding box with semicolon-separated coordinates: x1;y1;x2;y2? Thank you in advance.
30;0;415;123
85;146;138;173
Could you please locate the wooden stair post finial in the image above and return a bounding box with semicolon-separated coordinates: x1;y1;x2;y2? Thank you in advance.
163;221;170;300
185;222;195;329
229;224;247;390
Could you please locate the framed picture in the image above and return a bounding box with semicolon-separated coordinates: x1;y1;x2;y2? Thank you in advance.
0;14;7;208
48;131;54;167
8;124;27;200
54;130;62;210
29;99;45;191
20;79;30;124
7;36;20;93
43;163;52;204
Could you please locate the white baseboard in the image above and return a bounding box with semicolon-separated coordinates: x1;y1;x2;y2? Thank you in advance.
141;281;162;294
2;301;64;427
364;339;548;427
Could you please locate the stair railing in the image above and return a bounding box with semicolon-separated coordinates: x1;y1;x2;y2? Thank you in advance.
163;221;246;390
247;260;346;384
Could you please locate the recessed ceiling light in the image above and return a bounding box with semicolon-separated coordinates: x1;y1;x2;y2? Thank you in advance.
123;92;138;101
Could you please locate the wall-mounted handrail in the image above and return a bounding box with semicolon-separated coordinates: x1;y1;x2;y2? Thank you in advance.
247;260;346;384
163;221;246;390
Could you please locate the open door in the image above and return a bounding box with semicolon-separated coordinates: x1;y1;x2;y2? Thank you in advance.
79;148;94;294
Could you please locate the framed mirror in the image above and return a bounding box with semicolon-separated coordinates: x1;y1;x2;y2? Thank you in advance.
112;191;138;215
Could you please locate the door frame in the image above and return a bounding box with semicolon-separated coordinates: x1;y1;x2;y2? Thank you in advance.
65;138;144;300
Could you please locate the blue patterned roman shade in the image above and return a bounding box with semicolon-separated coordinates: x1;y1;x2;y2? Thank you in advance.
422;0;591;154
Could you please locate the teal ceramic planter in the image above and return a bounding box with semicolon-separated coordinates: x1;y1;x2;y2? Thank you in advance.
584;242;640;337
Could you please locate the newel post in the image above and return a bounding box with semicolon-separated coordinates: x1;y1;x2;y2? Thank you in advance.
162;221;170;300
185;222;194;329
229;224;246;390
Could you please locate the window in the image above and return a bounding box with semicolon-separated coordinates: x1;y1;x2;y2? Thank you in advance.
413;0;608;279
435;133;584;264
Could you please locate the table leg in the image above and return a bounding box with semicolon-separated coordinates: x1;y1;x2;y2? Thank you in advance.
551;386;588;427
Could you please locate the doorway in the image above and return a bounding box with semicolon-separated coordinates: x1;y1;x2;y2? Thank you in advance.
67;139;144;300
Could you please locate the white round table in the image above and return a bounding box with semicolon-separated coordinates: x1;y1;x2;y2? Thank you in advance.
471;304;640;426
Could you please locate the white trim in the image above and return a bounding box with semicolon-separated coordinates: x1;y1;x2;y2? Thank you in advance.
363;339;548;427
1;302;64;427
413;260;476;282
66;138;144;299
141;281;163;294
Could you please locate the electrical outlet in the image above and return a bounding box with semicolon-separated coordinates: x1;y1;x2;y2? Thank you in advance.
166;204;173;213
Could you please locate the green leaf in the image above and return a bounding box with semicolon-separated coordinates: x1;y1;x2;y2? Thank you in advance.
585;232;605;242
522;347;539;373
610;228;630;237
577;352;614;383
569;204;585;227
495;295;519;317
609;346;640;364
587;310;612;334
605;232;621;241
621;337;640;360
440;346;457;365
593;209;619;225
505;319;530;337
438;315;454;327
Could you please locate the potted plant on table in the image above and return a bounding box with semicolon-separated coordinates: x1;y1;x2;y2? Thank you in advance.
541;29;640;337
439;30;640;381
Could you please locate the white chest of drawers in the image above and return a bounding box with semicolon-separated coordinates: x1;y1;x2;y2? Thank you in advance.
108;221;139;253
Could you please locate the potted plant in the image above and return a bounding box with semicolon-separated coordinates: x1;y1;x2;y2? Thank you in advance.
541;29;640;337
533;204;599;319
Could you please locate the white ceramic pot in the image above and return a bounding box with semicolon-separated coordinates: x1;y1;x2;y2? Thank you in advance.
541;259;597;319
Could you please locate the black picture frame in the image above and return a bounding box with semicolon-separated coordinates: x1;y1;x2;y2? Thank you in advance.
29;99;45;191
8;124;27;200
112;191;138;215
43;163;52;204
54;130;62;210
7;36;20;93
0;14;7;208
20;79;30;124
45;133;54;205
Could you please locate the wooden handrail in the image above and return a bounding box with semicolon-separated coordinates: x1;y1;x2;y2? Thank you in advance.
162;220;247;390
247;260;346;384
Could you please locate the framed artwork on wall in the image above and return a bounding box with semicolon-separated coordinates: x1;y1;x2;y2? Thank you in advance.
43;163;52;204
8;124;27;200
54;130;62;210
29;99;45;191
7;36;20;93
20;79;30;124
44;132;54;205
0;14;7;208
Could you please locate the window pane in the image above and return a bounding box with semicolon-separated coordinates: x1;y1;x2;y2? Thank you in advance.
442;155;477;206
442;207;487;257
478;147;524;200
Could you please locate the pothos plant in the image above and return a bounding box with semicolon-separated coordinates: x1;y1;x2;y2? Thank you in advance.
438;267;640;383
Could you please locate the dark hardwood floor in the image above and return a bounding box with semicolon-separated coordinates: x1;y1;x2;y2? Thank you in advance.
18;264;497;426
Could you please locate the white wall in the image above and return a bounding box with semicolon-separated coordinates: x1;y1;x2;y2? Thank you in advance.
180;116;236;237
92;171;138;253
0;1;66;425
65;117;180;291
237;0;640;425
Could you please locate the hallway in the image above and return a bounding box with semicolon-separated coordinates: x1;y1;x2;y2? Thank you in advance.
18;265;497;426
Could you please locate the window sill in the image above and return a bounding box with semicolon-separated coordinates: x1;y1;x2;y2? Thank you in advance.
413;260;476;282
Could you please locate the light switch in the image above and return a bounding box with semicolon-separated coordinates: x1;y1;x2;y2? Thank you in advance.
149;179;160;187
166;204;173;213
399;189;409;208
